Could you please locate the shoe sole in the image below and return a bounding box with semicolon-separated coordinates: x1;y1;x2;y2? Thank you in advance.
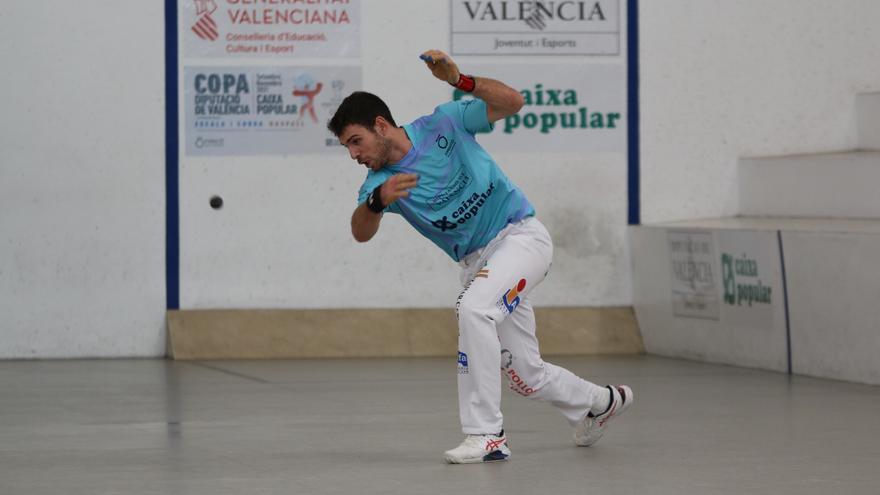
444;450;510;464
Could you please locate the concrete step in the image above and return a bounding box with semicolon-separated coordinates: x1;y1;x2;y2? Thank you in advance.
738;151;880;218
857;92;880;150
649;215;880;233
166;307;644;359
630;219;880;385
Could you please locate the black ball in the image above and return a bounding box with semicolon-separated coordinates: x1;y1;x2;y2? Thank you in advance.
210;196;223;209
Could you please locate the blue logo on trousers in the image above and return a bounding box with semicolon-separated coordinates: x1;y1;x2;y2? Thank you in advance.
458;351;469;374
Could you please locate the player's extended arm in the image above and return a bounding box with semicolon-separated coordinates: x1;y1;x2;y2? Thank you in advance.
351;173;419;242
420;49;524;123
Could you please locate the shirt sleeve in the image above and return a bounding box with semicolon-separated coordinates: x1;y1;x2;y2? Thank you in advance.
357;173;383;204
437;99;494;135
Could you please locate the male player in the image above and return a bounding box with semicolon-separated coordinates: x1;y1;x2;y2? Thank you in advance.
327;50;633;464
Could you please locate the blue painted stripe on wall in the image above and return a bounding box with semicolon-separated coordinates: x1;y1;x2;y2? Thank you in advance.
777;230;793;374
165;0;180;310
627;0;640;225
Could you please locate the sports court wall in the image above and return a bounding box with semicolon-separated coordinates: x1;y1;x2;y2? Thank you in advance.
1;2;167;357
3;1;880;358
631;220;880;385
640;0;880;223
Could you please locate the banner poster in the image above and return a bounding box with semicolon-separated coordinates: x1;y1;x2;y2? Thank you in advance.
452;63;624;152
181;0;361;58
668;231;721;320
451;0;620;55
715;231;779;329
184;66;360;156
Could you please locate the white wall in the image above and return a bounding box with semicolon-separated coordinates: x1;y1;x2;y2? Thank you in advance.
631;221;880;385
783;231;880;385
0;2;166;357
6;1;880;358
640;0;880;223
180;0;633;310
631;226;789;373
0;0;631;359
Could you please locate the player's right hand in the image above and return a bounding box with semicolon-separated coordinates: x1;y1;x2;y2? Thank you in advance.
380;173;419;206
420;50;461;85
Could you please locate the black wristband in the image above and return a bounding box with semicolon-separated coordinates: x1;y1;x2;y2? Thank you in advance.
366;184;385;213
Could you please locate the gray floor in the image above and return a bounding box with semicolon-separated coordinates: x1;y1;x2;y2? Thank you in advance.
1;355;878;495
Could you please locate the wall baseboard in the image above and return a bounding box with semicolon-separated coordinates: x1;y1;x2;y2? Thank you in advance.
167;307;643;360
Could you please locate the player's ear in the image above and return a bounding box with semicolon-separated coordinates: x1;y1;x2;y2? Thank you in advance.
373;116;389;136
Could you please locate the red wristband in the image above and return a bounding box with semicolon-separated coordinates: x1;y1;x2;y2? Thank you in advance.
450;74;476;93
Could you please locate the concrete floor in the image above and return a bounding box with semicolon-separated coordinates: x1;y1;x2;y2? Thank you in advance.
1;355;878;495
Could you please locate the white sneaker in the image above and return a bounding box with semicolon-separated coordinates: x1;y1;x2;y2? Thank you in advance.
444;433;511;464
574;385;633;447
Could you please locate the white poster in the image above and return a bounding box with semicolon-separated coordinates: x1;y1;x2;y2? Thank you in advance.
451;0;620;55
453;64;624;152
181;0;361;58
184;66;359;156
668;231;720;320
716;231;779;329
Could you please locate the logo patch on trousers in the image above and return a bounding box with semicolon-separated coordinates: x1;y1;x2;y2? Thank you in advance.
500;349;513;369
500;349;535;397
458;351;469;374
499;278;527;314
506;368;536;397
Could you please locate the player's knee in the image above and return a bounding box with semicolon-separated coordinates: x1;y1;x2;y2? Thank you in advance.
456;301;493;325
455;294;496;323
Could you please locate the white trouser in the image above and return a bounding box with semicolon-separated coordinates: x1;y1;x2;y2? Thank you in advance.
455;217;609;434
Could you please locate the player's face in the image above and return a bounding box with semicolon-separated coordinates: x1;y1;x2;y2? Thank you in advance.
339;124;391;172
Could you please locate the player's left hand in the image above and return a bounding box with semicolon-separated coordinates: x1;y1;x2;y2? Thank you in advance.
419;50;461;85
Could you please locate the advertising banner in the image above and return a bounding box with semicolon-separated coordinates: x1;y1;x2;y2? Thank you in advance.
668;231;721;320
452;63;624;152
451;0;620;55
184;66;360;156
716;231;779;329
181;0;361;58
668;230;781;327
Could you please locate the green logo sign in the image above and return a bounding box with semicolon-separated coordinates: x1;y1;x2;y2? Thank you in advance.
454;84;622;135
721;253;771;307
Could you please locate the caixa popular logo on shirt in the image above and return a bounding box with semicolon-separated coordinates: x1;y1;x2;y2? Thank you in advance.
430;182;496;231
458;351;469;374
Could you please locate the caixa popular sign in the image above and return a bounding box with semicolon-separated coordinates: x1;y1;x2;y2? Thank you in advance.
451;0;620;55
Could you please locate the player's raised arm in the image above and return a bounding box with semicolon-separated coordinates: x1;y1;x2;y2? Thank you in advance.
420;49;524;123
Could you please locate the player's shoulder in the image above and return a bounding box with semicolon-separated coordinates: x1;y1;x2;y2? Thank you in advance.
412;100;469;131
433;100;467;118
410;103;455;126
360;168;392;188
436;99;488;126
404;108;451;140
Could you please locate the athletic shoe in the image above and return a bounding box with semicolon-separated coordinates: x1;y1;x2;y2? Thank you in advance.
574;385;633;447
444;432;511;464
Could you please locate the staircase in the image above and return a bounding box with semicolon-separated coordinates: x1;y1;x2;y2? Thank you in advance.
630;92;880;385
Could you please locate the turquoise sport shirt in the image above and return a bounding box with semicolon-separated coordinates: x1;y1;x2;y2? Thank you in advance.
358;99;535;261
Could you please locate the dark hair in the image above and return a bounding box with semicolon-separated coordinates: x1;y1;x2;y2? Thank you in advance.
327;91;397;137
